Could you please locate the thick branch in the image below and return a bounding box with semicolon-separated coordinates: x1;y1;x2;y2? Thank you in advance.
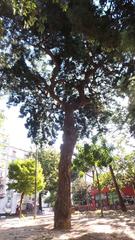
8;57;63;106
44;49;60;68
72;96;91;110
50;65;60;88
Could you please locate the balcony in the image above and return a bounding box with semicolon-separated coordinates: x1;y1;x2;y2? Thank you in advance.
0;178;5;199
0;193;5;199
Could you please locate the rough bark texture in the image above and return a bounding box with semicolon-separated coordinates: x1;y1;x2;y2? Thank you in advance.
54;109;77;229
109;165;127;212
19;192;24;218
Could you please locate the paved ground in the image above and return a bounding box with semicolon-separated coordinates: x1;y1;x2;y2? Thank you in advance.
0;210;135;240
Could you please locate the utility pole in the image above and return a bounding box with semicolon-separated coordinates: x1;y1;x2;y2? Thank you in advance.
34;146;38;219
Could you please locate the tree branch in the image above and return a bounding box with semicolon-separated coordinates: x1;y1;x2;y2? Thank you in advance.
9;56;63;106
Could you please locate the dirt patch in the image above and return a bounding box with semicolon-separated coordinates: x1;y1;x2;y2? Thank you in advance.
0;210;135;240
69;233;132;240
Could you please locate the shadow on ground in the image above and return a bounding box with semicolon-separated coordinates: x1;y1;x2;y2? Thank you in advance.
68;232;133;240
0;210;135;240
0;224;54;240
1;225;133;240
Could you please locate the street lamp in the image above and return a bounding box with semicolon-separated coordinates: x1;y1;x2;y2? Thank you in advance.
34;146;38;219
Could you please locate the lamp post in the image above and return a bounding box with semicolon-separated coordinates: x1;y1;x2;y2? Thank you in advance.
34;147;38;219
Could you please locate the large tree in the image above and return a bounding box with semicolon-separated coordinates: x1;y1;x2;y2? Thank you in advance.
0;0;135;229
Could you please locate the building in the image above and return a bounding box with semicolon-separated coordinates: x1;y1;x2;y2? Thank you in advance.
0;143;30;215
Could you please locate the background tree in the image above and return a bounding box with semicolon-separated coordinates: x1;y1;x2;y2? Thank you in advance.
38;148;59;209
110;152;135;189
8;158;45;217
72;177;90;207
0;0;134;228
73;143;109;216
73;140;127;212
97;152;135;206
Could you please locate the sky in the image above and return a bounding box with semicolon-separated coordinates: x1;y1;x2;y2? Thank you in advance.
0;96;62;158
3;106;32;150
0;95;134;160
0;97;32;158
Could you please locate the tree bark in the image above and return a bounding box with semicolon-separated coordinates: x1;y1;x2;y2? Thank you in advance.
19;192;24;218
54;109;77;229
109;165;127;212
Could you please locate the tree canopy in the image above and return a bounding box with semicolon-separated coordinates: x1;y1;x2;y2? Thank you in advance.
8;158;44;194
73;141;113;173
0;1;134;144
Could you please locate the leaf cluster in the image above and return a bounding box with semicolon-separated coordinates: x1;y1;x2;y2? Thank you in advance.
95;150;135;189
8;158;45;195
38;148;59;193
73;141;113;174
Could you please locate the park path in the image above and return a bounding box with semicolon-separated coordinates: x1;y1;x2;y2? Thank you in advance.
0;210;135;240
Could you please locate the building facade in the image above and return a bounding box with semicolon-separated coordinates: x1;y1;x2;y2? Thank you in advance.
0;143;29;215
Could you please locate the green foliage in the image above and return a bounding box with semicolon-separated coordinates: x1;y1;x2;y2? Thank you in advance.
112;152;135;187
72;178;90;205
121;78;135;137
73;141;113;174
8;158;45;195
11;0;35;14
8;0;135;50
37;148;59;206
98;171;113;189
96;151;135;189
1;0;134;224
0;1;134;144
38;148;59;193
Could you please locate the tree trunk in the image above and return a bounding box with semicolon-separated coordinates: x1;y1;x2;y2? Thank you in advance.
95;166;104;217
109;165;127;212
106;192;110;208
19;192;24;218
54;109;77;229
92;170;95;184
39;192;42;212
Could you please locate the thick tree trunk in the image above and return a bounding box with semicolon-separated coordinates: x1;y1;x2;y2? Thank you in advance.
54;109;77;229
19;192;24;218
95;166;104;217
109;165;127;212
